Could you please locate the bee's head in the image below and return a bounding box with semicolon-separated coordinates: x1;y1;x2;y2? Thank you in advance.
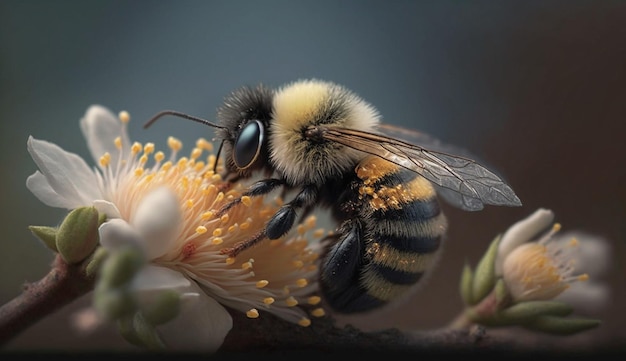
216;84;275;177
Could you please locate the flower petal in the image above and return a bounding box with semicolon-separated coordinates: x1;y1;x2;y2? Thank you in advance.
79;105;130;169
27;136;102;208
131;265;192;293
93;200;122;219
132;186;181;260
555;282;610;314
98;218;143;252
26;171;77;209
157;288;233;352
552;231;611;278
495;208;554;275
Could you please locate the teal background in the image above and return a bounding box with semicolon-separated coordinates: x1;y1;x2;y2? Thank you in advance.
1;0;625;351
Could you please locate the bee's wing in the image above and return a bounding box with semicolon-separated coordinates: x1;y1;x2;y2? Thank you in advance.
320;125;522;211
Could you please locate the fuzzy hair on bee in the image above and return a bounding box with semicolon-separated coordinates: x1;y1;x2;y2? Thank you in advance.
144;78;522;314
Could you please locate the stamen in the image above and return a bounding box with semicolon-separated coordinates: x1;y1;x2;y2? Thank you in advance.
263;297;275;305
118;110;130;123
143;142;155;154
241;196;252;207
201;211;214;220
225;257;235;265
114;137;122;150
99;152;111;167
285;296;298;307
211;237;223;245
311;308;325;317
212;228;223;237
134;168;144;177
296;278;308;287
256;280;269;288
246;309;259;319
196;138;213;151
168;136;182;152
307;296;321;305
297;318;311;327
195;226;207;234
154;151;165;162
131;142;142;155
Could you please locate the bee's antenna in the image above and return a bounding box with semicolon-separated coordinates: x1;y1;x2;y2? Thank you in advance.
213;139;225;173
143;110;227;130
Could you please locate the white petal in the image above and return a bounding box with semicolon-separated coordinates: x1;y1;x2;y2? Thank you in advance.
93;200;122;219
495;208;554;275
98;218;143;252
26;171;77;209
79;105;130;169
552;231;612;278
27;136;102;208
131;265;191;293
555;282;610;314
157;287;233;352
132;186;181;260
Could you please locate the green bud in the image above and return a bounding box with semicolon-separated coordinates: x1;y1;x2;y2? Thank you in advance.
117;313;144;347
29;225;58;252
93;288;136;320
471;234;501;303
523;315;601;335
496;301;573;325
132;311;166;350
99;246;145;288
459;261;474;305
493;278;510;309
56;206;100;264
141;290;182;326
85;246;109;279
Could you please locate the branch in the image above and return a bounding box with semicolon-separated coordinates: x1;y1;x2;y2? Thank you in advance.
0;254;95;345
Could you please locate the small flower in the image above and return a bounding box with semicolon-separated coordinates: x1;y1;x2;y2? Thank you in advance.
496;208;609;306
455;208;608;335
26;105;326;351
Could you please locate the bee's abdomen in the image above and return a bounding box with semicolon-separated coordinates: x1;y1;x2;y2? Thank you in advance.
321;156;447;314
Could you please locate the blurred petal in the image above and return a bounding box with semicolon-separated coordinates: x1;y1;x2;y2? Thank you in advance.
553;231;612;278
99;218;143;251
555;282;610;314
79;105;130;169
158;290;233;352
131;265;191;293
26;171;76;209
132;186;181;260
496;208;554;275
93;200;122;219
27;136;101;207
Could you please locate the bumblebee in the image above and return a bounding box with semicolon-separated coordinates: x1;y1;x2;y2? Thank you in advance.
144;79;521;314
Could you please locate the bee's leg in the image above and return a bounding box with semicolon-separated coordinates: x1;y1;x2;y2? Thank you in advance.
215;178;285;218
319;219;366;311
265;184;319;240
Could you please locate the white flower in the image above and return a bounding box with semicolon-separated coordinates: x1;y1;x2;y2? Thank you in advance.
495;208;610;310
27;105;326;351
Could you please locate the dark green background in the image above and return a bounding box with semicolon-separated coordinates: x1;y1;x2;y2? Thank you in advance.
1;0;624;351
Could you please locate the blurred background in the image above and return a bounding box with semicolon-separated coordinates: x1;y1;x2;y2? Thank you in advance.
1;0;624;352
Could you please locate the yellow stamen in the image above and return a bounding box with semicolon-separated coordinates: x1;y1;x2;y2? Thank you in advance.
307;296;321;305
285;296;298;307
225;257;235;265
134;168;144;177
201;211;214;220
168;136;182;152
118;110;130;123
154;151;165;162
143;142;155;154
263;297;275;305
241;196;252;207
296;278;308;287
246;309;259;319
297;318;311;327
99;153;111;167
196;138;213;151
114;137;122;150
131;142;142;154
195;226;207;234
211;237;223;245
212;228;223;237
256;280;269;288
311;308;325;317
190;147;202;160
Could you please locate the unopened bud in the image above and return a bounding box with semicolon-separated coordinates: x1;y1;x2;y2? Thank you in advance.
29;225;58;252
56;206;100;264
140;290;181;326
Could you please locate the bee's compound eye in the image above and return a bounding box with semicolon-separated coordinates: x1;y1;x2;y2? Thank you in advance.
233;120;264;169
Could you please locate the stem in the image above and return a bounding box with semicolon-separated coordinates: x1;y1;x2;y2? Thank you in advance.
0;254;95;346
447;309;474;330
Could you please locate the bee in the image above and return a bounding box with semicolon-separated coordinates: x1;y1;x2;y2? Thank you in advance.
144;79;521;314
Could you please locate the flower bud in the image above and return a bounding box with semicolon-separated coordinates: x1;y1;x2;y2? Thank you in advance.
459;261;474;305
28;225;58;252
93;287;136;320
497;300;573;325
99;245;145;288
56;206;100;264
471;235;501;303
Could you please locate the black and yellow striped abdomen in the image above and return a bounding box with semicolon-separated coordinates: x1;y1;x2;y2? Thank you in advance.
319;156;448;313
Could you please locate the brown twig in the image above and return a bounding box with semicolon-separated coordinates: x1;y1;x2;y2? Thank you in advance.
0;254;95;346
